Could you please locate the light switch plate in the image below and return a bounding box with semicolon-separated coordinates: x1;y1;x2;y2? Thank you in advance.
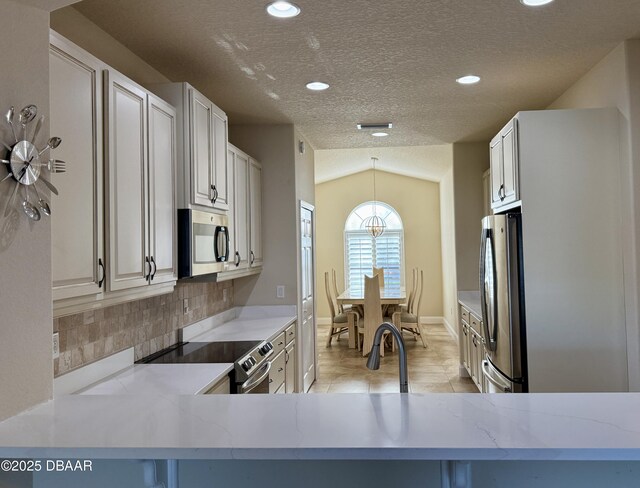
52;332;59;359
276;285;285;299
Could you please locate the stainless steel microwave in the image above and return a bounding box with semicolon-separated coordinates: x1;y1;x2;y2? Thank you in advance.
178;209;229;278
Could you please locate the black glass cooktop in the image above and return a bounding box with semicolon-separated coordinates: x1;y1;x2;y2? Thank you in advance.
136;341;261;364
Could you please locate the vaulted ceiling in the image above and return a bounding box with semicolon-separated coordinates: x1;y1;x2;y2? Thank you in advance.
68;0;640;149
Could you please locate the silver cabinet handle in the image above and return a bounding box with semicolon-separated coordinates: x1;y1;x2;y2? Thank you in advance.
250;250;255;265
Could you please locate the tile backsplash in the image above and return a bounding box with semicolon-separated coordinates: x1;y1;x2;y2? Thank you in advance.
53;281;233;377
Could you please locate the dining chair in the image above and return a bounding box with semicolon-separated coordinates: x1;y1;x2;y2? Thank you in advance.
331;269;351;313
400;268;418;313
358;274;391;356
392;269;427;348
372;266;385;287
324;271;358;347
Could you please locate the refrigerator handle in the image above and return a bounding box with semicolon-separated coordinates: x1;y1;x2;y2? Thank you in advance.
480;228;498;352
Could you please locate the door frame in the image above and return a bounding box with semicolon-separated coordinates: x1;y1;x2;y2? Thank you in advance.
298;200;316;393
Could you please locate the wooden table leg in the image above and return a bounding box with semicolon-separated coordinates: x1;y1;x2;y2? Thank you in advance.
348;312;356;349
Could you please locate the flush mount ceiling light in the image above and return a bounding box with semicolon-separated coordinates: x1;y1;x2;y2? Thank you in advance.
266;1;301;18
520;0;554;6
456;75;481;85
306;81;330;91
372;132;388;137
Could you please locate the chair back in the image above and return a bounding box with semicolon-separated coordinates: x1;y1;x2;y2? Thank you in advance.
372;266;385;287
331;268;343;313
413;269;424;318
406;268;417;313
324;271;338;320
362;274;383;355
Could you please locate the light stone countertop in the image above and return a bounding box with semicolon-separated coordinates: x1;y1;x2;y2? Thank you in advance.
76;363;234;396
187;315;297;343
458;291;482;318
1;393;640;460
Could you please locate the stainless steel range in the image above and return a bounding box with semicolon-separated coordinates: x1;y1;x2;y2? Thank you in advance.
138;340;275;394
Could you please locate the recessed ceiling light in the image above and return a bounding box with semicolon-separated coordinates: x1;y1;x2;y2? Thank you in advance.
306;81;330;91
456;75;481;85
520;0;554;6
372;132;389;137
266;1;301;18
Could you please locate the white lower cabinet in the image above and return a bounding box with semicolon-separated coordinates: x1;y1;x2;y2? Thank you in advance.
203;376;230;395
269;349;286;394
459;305;485;392
285;322;297;393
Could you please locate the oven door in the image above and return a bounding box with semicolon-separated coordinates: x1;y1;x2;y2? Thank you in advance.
238;362;271;394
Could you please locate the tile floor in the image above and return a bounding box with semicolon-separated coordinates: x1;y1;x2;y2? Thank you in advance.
309;322;478;394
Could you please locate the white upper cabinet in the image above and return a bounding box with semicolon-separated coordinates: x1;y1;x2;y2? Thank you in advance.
490;117;519;211
249;158;263;268
150;83;229;212
105;70;150;291
217;144;262;281
229;145;250;270
147;94;177;285
50;32;105;302
105;69;177;293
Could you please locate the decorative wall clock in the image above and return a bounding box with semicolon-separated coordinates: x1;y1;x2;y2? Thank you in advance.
1;104;65;221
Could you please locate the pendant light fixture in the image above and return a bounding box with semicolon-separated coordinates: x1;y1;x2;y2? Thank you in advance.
362;157;386;238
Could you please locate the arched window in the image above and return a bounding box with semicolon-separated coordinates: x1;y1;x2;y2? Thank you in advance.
344;202;404;291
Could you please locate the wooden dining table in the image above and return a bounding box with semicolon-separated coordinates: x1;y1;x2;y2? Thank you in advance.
336;286;406;349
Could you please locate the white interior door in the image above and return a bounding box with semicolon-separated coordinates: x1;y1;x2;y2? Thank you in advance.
300;202;316;392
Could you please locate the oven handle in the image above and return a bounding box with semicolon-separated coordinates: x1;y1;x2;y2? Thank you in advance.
240;361;271;393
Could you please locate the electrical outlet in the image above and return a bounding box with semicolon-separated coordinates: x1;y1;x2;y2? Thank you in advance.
276;285;285;299
183;298;190;314
52;332;59;359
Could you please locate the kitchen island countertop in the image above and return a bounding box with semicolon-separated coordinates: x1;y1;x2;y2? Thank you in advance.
1;392;640;460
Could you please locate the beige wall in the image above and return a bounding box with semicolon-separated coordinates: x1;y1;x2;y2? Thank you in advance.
230;125;298;306
439;166;458;333
50;6;170;86
0;0;53;421
453;142;490;291
315;170;443;320
547;41;640;391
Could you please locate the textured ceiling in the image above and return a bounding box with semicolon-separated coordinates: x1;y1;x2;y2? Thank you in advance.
20;0;79;11
71;0;640;149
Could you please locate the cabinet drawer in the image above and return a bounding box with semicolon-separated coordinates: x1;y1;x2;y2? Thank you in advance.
272;331;286;355
202;375;230;395
285;323;296;344
469;314;482;334
269;349;286;393
460;306;469;323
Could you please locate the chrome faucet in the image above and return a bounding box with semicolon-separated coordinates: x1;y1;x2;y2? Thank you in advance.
366;322;409;393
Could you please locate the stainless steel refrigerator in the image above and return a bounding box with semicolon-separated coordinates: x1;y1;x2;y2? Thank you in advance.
480;213;527;393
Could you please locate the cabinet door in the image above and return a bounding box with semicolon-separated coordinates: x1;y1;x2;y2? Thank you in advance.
249;158;263;267
50;34;105;301
232;148;250;269
148;94;177;285
190;89;214;208
285;340;296;393
105;70;150;291
269;349;286;393
211;107;229;211
489;135;503;208
461;322;470;373
501;119;518;205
